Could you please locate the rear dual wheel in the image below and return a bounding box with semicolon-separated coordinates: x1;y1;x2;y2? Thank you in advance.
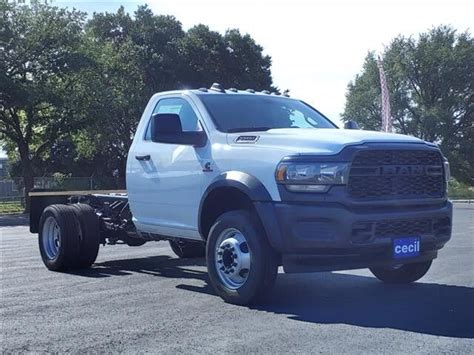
71;204;100;267
39;204;100;271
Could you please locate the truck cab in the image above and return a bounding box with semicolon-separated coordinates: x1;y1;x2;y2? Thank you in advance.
32;83;452;305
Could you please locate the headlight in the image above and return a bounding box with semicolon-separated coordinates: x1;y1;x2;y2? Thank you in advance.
443;158;450;182
276;162;350;193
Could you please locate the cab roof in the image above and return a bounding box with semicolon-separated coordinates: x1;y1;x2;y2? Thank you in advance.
161;83;290;98
192;82;289;97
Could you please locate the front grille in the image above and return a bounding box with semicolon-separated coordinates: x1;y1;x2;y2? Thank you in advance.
350;149;442;166
348;149;445;199
351;217;451;244
375;219;432;237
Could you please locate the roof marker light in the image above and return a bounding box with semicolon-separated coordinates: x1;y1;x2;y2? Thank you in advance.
210;83;225;93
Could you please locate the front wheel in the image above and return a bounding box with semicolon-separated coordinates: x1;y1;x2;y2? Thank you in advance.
369;260;433;283
206;210;278;305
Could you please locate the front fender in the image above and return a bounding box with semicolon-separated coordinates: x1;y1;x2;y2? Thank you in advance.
198;172;282;247
203;171;272;203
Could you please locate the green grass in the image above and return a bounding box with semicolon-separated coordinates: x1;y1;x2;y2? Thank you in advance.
0;201;24;214
448;180;474;200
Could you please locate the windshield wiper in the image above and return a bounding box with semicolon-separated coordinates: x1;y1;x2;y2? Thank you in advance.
227;127;272;133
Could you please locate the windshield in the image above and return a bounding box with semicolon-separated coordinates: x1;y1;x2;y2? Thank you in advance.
199;94;337;133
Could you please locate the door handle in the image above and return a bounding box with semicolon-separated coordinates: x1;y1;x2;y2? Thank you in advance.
135;154;150;161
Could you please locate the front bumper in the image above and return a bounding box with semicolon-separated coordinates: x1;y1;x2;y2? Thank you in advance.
255;200;452;273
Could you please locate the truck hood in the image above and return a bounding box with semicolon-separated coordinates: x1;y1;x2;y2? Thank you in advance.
229;128;427;155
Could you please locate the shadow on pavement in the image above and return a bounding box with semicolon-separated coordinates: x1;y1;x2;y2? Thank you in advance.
73;255;210;281
258;272;474;339
73;256;474;339
0;213;29;227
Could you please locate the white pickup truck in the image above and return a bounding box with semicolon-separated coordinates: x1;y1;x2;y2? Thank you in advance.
30;83;452;305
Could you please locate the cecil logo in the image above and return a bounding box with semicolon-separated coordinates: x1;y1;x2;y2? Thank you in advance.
393;237;420;259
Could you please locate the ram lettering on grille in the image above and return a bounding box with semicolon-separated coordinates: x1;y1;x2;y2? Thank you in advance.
348;150;445;199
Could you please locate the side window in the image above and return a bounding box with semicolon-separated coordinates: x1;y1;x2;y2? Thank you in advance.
144;98;201;140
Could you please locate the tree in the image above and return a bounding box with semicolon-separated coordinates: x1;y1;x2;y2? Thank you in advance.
222;29;274;91
0;1;88;210
342;26;474;183
179;26;275;91
80;6;277;178
71;36;148;178
1;2;278;196
179;24;228;88
131;6;185;92
81;6;185;178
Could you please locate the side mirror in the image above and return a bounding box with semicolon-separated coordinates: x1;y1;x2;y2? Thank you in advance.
344;120;359;130
150;113;207;147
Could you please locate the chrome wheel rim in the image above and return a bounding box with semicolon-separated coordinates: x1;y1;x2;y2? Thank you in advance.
215;228;251;290
42;216;61;260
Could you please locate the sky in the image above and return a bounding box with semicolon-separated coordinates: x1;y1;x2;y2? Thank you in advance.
54;0;473;124
1;0;472;158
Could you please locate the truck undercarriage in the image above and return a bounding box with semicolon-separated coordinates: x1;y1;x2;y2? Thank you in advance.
30;190;204;250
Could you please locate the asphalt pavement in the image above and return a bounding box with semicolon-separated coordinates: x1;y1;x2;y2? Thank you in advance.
1;204;473;353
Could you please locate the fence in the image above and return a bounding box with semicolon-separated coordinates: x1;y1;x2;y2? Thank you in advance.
0;178;25;207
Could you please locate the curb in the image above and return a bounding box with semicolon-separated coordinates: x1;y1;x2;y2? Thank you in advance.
451;199;472;204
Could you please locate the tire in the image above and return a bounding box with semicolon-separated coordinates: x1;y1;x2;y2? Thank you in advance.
169;240;205;258
71;203;100;268
38;204;81;271
369;260;433;283
206;210;278;305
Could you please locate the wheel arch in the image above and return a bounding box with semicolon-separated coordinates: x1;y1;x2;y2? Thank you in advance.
198;171;272;240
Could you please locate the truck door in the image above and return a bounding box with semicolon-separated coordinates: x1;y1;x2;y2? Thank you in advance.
127;96;207;240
